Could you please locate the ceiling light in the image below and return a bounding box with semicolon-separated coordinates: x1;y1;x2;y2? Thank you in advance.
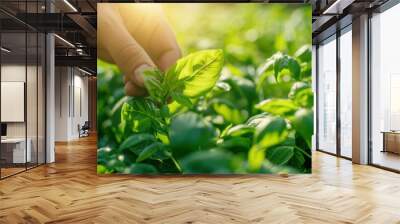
63;0;78;12
1;47;11;53
54;34;75;48
322;0;354;15
78;67;93;76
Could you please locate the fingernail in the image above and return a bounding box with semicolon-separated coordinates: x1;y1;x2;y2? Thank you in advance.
131;64;151;87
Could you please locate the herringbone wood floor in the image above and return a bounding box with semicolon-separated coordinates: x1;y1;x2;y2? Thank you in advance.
1;135;400;224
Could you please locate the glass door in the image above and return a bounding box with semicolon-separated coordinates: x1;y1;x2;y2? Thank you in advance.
0;1;46;179
1;30;28;178
339;26;352;159
370;3;400;171
317;35;337;155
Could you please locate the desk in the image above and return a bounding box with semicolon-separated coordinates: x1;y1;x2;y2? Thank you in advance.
1;138;31;163
382;131;400;154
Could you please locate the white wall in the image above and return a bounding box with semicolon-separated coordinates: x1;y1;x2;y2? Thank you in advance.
55;67;69;141
54;67;89;141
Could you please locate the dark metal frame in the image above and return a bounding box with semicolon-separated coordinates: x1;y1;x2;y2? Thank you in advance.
315;20;353;161
0;0;47;180
367;0;400;173
315;0;400;172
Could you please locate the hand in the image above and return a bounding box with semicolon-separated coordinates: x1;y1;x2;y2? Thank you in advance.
98;4;181;96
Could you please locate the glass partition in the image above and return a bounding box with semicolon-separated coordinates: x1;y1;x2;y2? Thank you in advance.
1;30;27;178
339;27;352;158
370;4;400;171
317;35;337;154
0;2;46;179
38;32;45;165
27;30;38;169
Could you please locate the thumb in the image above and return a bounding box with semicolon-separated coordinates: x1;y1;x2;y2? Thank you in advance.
98;4;155;90
118;4;181;71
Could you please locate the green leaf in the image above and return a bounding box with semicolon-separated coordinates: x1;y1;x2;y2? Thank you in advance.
170;91;193;108
180;150;238;174
226;124;255;137
248;146;265;171
273;54;301;81
142;68;167;103
97;147;115;165
254;116;288;149
290;109;313;149
294;45;312;62
169;112;218;158
111;96;131;115
288;148;306;168
300;62;312;79
119;133;155;151
288;82;313;108
220;123;233;138
225;77;258;108
120;98;164;134
212;100;248;124
256;99;298;116
218;137;252;151
136;142;163;162
160;105;170;118
266;146;294;166
97;165;109;174
123;163;158;174
165;49;224;98
216;82;231;91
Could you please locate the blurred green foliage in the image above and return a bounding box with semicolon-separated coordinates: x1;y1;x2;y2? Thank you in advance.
97;4;313;174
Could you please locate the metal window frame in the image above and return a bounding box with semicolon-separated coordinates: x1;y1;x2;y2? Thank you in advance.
367;0;400;173
315;0;400;173
0;0;47;180
315;19;353;161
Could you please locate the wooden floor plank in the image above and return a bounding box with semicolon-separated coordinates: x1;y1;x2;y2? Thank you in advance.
0;135;400;224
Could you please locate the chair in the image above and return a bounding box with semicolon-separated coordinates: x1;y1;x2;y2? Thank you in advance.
78;121;90;138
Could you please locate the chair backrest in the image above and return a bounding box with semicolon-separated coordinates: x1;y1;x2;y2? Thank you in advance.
82;121;90;129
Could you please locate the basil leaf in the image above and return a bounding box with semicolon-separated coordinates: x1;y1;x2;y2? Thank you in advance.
266;146;294;166
169;112;218;158
226;124;255;137
212;99;248;124
274;54;301;81
123;163;158;174
165;49;224;98
256;98;298;117
254;116;288;149
290;109;313;149
248;146;265;171
180;150;239;174
136;142;163;162
119;133;155;151
170;91;193;108
142;68;166;103
288;82;313;108
294;45;312;62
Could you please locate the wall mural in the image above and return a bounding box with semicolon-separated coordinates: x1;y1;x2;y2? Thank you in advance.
97;3;313;175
